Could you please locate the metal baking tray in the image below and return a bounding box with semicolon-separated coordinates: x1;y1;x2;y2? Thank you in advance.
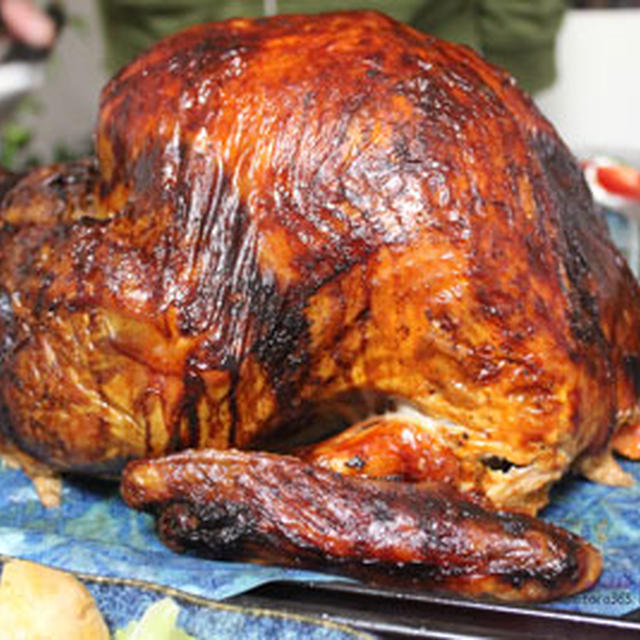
227;580;640;639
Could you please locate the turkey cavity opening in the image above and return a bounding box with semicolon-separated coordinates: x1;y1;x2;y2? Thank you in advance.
255;389;557;513
262;390;518;474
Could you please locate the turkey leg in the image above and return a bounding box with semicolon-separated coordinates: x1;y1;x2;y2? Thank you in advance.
121;448;601;603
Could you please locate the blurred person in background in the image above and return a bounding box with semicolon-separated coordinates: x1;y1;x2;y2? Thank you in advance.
1;0;55;49
0;0;59;141
98;0;566;94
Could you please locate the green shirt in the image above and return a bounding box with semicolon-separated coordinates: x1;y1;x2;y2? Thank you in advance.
99;0;566;93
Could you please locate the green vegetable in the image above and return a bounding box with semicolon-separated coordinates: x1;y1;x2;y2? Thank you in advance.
0;122;32;170
113;597;198;640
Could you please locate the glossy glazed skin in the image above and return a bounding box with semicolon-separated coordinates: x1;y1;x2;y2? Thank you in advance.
1;11;640;602
123;449;601;602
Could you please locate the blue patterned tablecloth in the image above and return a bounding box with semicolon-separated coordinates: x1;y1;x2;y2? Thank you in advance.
543;459;640;616
0;458;639;618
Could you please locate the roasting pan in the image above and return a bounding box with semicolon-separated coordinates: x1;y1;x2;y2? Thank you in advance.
227;580;640;639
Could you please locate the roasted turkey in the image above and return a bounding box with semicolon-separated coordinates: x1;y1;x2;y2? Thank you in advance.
1;11;640;602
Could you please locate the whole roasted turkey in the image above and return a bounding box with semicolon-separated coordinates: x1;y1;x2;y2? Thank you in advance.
1;11;640;602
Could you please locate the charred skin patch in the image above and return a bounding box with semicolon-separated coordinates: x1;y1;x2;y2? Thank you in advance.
0;287;16;366
157;500;256;556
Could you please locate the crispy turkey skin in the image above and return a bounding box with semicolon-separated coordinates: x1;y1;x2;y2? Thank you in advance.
1;11;640;601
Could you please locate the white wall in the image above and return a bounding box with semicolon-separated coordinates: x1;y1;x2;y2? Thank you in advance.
536;8;640;164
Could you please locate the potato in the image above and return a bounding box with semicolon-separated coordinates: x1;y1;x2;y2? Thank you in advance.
0;559;109;640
